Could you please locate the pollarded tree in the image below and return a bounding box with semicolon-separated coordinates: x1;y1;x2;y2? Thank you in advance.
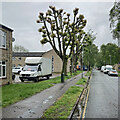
37;6;87;82
70;31;91;74
109;1;120;47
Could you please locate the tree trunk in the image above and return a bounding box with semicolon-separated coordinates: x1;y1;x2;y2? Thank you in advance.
64;58;68;76
70;57;73;76
74;54;78;73
88;62;90;71
61;57;68;83
80;54;82;71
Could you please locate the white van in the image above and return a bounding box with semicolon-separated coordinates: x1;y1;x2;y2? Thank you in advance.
19;57;52;82
103;65;113;74
101;66;105;72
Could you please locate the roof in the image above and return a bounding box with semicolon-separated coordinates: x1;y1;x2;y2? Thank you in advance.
12;49;54;57
0;24;13;32
12;52;45;57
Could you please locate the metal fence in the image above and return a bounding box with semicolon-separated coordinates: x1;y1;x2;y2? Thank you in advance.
69;75;91;120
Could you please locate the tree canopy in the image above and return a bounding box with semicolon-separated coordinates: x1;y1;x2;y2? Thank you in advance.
37;6;90;82
95;43;120;67
109;1;120;45
13;45;29;52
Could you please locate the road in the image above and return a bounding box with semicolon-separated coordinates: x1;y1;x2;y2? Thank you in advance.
2;72;86;119
85;69;118;118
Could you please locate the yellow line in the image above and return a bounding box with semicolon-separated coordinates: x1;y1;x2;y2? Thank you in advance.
82;85;90;119
82;74;92;119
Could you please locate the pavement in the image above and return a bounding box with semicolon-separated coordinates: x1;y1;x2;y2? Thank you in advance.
2;72;86;119
85;69;118;118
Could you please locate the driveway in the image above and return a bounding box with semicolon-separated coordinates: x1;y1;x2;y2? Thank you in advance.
85;69;118;118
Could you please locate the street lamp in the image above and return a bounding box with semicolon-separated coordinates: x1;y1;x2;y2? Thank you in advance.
109;55;111;65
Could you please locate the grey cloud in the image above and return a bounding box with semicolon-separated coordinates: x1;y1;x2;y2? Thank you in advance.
1;2;118;52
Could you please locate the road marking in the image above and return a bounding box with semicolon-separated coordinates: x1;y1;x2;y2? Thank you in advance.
82;75;92;119
82;85;90;119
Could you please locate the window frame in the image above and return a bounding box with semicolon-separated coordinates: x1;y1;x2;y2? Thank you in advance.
0;30;6;49
0;61;6;78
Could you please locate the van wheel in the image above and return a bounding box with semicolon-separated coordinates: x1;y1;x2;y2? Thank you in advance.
21;79;24;82
47;76;49;79
34;78;39;82
18;71;21;74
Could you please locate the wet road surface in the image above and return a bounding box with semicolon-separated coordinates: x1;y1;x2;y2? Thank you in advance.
85;69;118;118
2;72;85;119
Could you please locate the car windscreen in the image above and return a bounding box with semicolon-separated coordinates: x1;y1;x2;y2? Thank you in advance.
23;65;38;71
110;69;116;72
106;68;112;70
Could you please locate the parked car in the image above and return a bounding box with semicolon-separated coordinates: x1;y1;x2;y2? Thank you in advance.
103;65;113;74
77;65;80;70
108;69;118;76
101;66;105;72
12;66;23;74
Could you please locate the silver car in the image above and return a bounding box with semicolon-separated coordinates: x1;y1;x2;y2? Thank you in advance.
108;69;118;76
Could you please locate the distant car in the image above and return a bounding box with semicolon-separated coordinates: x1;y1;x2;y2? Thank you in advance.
103;65;113;74
108;69;118;76
12;66;23;74
103;68;112;74
101;66;105;72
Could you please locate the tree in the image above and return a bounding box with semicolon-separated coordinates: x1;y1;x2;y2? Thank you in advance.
100;43;119;65
37;6;87;82
83;43;98;70
109;1;120;47
13;45;29;52
82;30;97;71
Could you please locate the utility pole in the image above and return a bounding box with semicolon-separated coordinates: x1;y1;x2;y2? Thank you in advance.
81;46;83;78
109;55;111;65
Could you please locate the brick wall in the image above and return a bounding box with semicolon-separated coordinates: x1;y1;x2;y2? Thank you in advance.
0;27;12;85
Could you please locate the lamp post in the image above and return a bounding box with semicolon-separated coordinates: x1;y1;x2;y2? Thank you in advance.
109;55;111;65
81;46;83;78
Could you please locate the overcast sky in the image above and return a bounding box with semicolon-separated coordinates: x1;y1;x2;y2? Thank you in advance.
1;1;118;52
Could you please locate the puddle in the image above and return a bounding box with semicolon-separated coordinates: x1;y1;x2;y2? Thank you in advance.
48;96;53;99
43;99;49;104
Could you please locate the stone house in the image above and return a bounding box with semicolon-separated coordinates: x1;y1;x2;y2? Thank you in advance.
12;49;70;73
114;64;120;71
0;24;13;85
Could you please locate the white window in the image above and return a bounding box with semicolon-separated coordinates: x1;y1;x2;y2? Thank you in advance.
0;61;6;78
0;30;6;48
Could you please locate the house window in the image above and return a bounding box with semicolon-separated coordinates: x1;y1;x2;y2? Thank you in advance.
0;30;6;48
0;61;6;78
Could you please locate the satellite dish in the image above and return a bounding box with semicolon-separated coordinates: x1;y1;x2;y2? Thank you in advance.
12;38;15;42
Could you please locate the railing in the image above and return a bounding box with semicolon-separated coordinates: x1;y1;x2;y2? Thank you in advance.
69;74;91;120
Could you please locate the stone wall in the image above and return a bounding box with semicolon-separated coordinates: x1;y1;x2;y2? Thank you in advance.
0;27;12;85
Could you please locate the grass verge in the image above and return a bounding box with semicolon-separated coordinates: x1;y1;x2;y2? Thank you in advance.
85;70;92;76
42;86;83;118
42;77;87;119
76;77;87;85
118;71;120;77
2;71;82;107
